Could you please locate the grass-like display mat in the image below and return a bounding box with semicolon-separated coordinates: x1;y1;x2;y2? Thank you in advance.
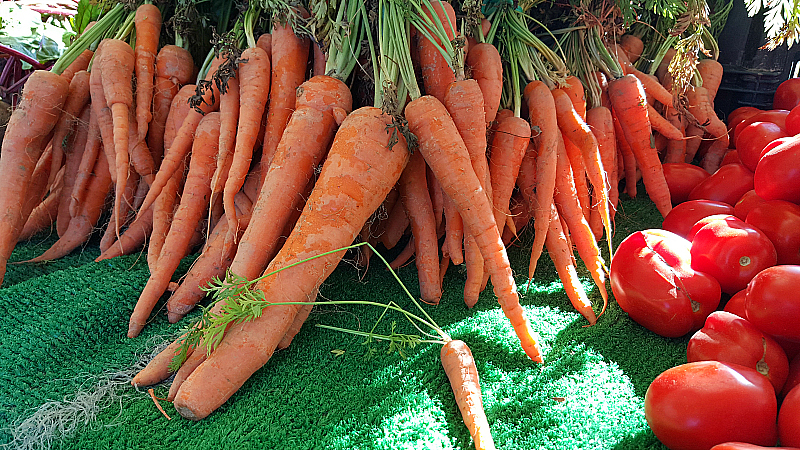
0;192;689;450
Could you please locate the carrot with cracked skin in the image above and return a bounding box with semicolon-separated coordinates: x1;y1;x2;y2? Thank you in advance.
147;45;195;165
230;75;352;281
133;4;162;142
259;12;310;176
399;150;442;304
0;70;69;284
406;95;543;362
441;339;497;450
56;105;90;236
488;115;530;238
128;112;221;338
223;47;271;239
466;42;502;125
608;75;672;216
170;106;409;420
523;80;558;279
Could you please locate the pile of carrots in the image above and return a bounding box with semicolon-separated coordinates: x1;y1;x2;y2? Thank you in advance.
0;0;731;447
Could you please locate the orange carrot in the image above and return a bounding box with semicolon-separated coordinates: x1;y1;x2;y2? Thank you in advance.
560;76;587;119
697;58;723;101
381;198;411;250
406;95;543;362
210;70;239;210
466;42;503;125
56;105;90;236
18;170;64;242
612;111;639;198
488;115;530;237
95;206;154;261
128;112;221;338
223;47;271;238
399;150;442;304
585;106;618;223
608;75;672;216
417;0;457;102
48;70;91;188
0;71;69;284
441;339;497;450
256;33;272;57
663;106;688;163
87;47;117;185
148;45;195;165
277;302;314;350
442;193;464;265
617;49;674;108
59;49;93;83
133;4;162;141
69;109;101;218
170;106;409;420
619;34;644;64
259;12;310;175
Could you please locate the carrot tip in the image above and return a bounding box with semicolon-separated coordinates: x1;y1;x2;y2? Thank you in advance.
167;311;183;324
127;322;144;338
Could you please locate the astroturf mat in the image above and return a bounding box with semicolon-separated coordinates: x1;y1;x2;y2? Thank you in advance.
0;192;689;450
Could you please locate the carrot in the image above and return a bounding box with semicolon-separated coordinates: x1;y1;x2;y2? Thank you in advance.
442;193;464;265
132;332;196;387
466;42;503;125
399;150;442;304
417;0;457;102
381;198;411;250
619;34;644;64
616;49;674;108
647;104;684;140
0;70;69;284
523;80;558;279
230;75;352;281
69;109;101;218
428;169;445;234
223;47;271;238
585;106;618;224
612;112;639;198
514;139;537;240
95;206;154;261
55;105;90;236
87;48;117;185
544;200;597;325
560;76;587;119
133;4;162;141
697;58;723;101
99;168;139;253
488;115;530;237
608;75;672;217
562;136;591;220
128;112;221;338
18;170;64;242
277;302;314;350
552;88;614;257
405;95;543;362
170;106;409;420
663;106;688;163
137;56;224;217
59;49;93;83
256;33;272;57
210;70;239;211
440;339;497;450
390;236;417;270
148;45;195;165
259;12;310;176
23;145;112;263
48;70;91;188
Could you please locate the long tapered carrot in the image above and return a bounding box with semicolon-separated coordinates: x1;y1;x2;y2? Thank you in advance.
170;106;409;420
488;115;530;237
0;70;69;284
442;193;463;265
48;70;90;188
441;339;497;450
148;45;195;165
399;150;442;304
585;106;618;224
223;47;271;238
381;199;411;250
56;105;90;236
523;80;558;279
417;0;457;102
465;42;502;125
258;13;310;176
128;112;221;338
406;95;543;362
95;206;154;261
69;109;101;218
18;170;64;242
133;4;162;142
87;47;116;185
230;76;352;282
608;75;672;216
210;71;239;206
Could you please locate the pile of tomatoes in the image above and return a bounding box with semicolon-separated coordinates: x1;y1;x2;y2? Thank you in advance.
608;78;800;450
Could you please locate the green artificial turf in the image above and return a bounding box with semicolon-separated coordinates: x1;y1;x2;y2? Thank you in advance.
0;192;690;450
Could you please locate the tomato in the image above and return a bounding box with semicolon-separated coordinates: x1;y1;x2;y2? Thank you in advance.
687;311;789;393
662;162;710;205
728;106;761;127
786;103;800;135
778;385;800;447
782;354;800;400
723;289;748;318
662;200;735;239
773;78;800;111
725;289;800;363
735;121;789;171
734;190;767;220
610;229;721;337
745;200;800;265
688;163;754;206
760;136;795;159
754;135;800;203
690;216;777;294
734;110;790;143
720;149;742;166
744;265;800;342
710;443;799;450
687;213;738;241
645;361;778;450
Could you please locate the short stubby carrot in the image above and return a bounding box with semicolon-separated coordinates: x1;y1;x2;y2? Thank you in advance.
441;339;497;450
171;106;409;420
405;95;543;363
465;43;502;125
0;70;69;284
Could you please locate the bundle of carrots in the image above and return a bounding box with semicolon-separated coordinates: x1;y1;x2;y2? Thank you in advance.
0;0;729;447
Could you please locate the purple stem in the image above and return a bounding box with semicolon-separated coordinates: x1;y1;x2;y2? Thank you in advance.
30;6;76;16
7;71;34;97
0;44;47;71
0;57;16;86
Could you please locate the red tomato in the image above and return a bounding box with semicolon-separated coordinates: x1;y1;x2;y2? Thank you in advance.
745;200;800;265
688;163;755;206
734;190;767;220
725;290;800;363
760;136;795;159
782;354;800;400
610;229;721;337
645;361;778;450
755;135;800;203
773;78;800;111
734;110;790;143
687;311;789;393
710;443;799;450
778;385;800;447
687;213;738;242
721;149;742;166
735;121;789;171
690;216;777;294
662;200;735;239
662;163;710;205
723;289;748;318
786;103;800;135
728;106;761;127
745;265;800;342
